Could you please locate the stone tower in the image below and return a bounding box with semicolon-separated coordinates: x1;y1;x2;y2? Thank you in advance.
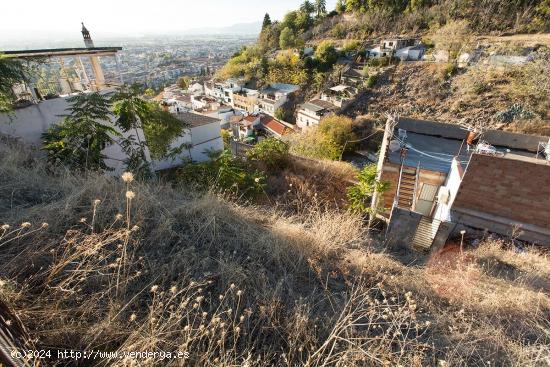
81;22;94;48
80;22;105;89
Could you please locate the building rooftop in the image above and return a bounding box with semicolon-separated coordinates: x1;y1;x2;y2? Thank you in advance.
261;117;290;136
174;112;220;128
301;99;338;112
390;117;550;172
261;83;300;95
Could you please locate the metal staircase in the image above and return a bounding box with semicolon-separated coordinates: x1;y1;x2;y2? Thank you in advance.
412;217;441;251
396;166;417;209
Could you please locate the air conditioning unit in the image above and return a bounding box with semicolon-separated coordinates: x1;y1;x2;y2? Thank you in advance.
437;187;450;204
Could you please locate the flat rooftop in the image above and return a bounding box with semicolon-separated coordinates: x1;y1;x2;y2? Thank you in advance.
174;112;220;128
2;47;122;58
391;118;550;172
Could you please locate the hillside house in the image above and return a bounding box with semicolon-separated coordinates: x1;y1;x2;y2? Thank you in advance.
187;82;204;95
296;99;338;129
191;95;220;111
202;106;243;129
231;115;262;140
320;85;357;109
368;38;419;59
258;83;300;116
153;112;223;170
233;90;259;114
375;117;550;250
340;67;365;87
260;115;293;138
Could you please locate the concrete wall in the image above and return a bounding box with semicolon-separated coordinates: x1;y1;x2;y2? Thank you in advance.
385;207;423;249
152;122;223;170
433;157;464;222
0;97;70;146
451;153;550;246
296;109;321;129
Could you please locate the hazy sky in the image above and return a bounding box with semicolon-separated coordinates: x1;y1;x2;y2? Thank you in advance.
1;0;337;41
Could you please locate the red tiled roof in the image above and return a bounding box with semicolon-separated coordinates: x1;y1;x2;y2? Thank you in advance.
244;115;259;122
262;117;289;136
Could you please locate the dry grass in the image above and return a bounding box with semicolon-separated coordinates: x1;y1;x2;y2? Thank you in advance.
1;140;549;366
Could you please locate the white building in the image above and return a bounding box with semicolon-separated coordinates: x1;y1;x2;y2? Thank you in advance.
394;45;426;61
203;106;244;129
231;115;261;140
0;93;150;176
153;112;223;170
191;95;220;111
258;83;300;116
320;85;357;109
187;82;204;95
296;99;337;129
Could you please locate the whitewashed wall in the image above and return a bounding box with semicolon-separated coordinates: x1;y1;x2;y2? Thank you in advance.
0;96;150;176
152;122;223;170
433;158;464;222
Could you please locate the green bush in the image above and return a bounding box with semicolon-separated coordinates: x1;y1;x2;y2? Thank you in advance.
178;150;265;199
246;138;289;172
289;115;357;161
439;63;457;81
366;74;378;88
471;81;491;95
347;164;389;214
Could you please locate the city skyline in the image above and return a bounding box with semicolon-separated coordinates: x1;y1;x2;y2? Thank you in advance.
0;0;338;44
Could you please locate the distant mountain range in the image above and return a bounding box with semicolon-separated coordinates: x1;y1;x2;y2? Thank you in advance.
181;21;262;35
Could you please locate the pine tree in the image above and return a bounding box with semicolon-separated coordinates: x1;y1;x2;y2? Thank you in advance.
262;13;272;30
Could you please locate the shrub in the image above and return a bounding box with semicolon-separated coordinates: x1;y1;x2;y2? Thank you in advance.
368;56;390;67
178;150;264;199
221;129;231;149
315;40;339;71
246;138;289;172
317;115;357;153
288;129;342;160
346;164;389;214
366;74;378;88
438;63;457;81
471;81;491;95
42;93;118;171
289;115;357;160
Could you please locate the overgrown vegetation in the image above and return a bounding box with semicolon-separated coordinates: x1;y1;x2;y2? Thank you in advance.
0;55;29;113
1;140;548;366
42;85;185;177
347;164;389;214
177;150;265;199
289;115;357;160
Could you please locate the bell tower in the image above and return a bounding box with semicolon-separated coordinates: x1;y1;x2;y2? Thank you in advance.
81;22;95;48
80;22;105;89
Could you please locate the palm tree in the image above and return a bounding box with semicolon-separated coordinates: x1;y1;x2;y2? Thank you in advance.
315;0;327;17
300;0;315;14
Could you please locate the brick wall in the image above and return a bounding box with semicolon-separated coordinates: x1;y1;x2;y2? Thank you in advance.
452;154;550;230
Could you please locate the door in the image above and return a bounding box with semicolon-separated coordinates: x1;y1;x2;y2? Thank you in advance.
415;183;439;216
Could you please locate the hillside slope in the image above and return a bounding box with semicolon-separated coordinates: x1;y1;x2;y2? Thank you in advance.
350;48;550;134
0;140;549;366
